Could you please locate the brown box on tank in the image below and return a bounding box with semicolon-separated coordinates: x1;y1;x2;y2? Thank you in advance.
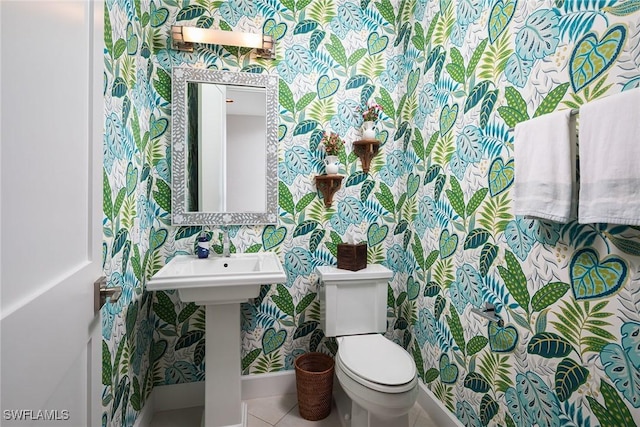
337;243;368;271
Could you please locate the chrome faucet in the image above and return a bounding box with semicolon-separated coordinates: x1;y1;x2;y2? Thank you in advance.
222;227;231;257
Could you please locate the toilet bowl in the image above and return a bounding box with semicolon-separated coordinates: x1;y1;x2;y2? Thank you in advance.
335;335;418;426
315;265;419;427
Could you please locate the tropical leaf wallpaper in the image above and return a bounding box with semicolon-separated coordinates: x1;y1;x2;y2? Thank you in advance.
102;0;640;426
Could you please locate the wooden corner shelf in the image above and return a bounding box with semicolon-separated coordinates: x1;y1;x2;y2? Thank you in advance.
314;174;344;207
352;139;380;173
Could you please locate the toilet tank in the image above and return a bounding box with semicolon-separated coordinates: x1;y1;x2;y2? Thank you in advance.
316;265;393;337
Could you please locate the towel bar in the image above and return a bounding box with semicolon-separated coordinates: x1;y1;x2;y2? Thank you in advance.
508;108;578;132
470;303;504;327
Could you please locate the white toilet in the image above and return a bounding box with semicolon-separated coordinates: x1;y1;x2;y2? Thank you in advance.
316;265;418;427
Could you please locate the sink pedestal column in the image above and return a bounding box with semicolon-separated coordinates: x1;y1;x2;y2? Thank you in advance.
204;303;247;427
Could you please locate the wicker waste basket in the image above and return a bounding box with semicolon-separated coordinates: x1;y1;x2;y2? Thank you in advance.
294;352;335;421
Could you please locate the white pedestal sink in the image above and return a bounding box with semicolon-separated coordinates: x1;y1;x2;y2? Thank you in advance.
148;253;286;427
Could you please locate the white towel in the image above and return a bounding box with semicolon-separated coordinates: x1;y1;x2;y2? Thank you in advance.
513;110;577;222
579;89;640;225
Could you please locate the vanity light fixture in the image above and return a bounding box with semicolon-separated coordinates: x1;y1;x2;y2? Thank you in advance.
171;25;275;59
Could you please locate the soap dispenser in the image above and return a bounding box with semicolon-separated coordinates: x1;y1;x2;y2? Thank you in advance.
197;231;210;259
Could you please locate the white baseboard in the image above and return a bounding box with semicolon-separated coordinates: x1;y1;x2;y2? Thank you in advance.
134;373;462;427
416;383;463;427
132;393;158;427
155;381;207;411
241;370;296;399
133;382;206;427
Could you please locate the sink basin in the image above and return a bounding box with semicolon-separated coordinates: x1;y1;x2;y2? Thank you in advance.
148;251;286;426
147;252;286;305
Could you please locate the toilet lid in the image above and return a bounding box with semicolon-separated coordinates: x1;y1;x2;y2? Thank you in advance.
337;335;416;386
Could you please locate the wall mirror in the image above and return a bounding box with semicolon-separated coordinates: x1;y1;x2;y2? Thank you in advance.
171;67;279;225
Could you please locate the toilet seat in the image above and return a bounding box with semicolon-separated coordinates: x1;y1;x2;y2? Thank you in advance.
337;335;417;393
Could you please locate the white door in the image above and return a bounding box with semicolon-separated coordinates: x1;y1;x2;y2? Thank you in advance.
1;1;104;426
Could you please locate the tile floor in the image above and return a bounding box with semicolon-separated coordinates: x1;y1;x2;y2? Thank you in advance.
150;394;437;427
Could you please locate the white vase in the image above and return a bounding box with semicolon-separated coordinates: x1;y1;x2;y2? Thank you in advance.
362;121;376;139
324;155;339;175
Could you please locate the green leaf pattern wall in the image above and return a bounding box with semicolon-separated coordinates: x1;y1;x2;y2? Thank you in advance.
102;0;640;425
410;0;640;425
